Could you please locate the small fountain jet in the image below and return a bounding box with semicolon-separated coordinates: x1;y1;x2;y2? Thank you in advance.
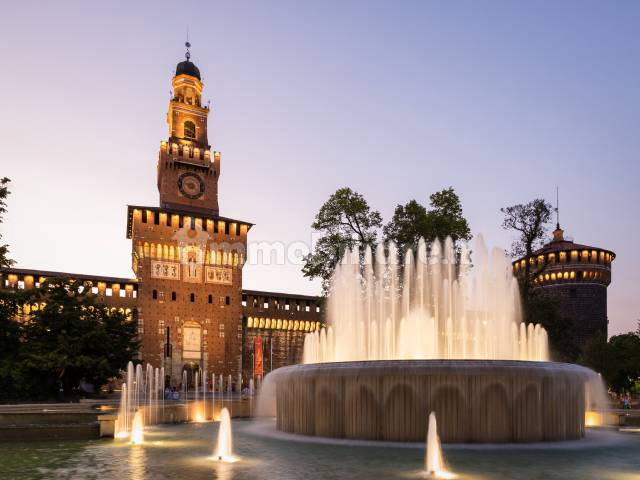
213;407;237;462
425;412;454;479
130;410;144;445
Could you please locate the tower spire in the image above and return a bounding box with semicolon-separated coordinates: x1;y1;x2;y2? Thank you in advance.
552;186;564;242
555;186;560;230
185;28;191;61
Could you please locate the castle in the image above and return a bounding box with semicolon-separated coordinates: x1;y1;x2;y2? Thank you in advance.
0;48;322;386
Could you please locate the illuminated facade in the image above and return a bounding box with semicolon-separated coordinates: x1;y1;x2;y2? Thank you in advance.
513;224;615;349
0;49;322;386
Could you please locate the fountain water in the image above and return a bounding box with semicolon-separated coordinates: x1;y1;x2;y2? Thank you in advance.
211;373;217;421
130;410;144;445
303;236;548;363
193;371;206;422
115;362;165;439
268;237;598;442
425;412;453;479
115;384;129;439
214;407;236;462
219;375;224;414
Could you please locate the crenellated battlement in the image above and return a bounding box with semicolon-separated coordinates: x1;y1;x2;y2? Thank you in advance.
126;205;251;240
160;140;220;165
0;268;138;322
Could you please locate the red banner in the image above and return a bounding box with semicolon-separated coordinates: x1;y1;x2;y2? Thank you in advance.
254;336;263;377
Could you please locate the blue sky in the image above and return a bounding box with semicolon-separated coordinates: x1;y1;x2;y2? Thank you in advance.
0;0;638;334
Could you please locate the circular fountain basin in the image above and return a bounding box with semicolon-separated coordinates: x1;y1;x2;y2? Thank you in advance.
271;360;593;443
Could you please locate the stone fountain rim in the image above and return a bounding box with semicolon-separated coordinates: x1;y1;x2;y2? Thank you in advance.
270;359;595;379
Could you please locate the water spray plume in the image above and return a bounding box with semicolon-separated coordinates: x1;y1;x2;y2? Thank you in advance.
303;236;548;363
213;408;237;462
425;412;455;479
130;410;144;445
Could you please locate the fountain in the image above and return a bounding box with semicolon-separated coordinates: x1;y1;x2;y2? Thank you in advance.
212;373;217;421
214;407;236;462
130;410;144;445
193;371;206;422
425;412;454;479
268;236;602;442
115;362;165;439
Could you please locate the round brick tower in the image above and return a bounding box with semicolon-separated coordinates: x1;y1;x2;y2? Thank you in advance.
513;225;615;349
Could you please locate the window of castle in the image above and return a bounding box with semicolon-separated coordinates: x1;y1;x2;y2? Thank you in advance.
184;121;196;139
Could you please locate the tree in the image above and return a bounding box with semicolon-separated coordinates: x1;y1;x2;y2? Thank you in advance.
501;198;553;313
384;187;471;256
604;333;640;394
19;278;139;399
0;177;14;268
582;331;640;395
302;188;382;294
383;200;428;256
0;289;25;400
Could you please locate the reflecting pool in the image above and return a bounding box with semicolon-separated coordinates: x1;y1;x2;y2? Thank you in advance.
1;421;639;480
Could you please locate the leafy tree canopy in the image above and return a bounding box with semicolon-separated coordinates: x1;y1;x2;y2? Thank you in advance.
581;328;640;395
0;278;139;400
0;177;14;268
302;188;382;294
501;198;553;259
384;187;471;256
303;187;472;295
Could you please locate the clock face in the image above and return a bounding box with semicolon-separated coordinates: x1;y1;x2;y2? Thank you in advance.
178;172;205;199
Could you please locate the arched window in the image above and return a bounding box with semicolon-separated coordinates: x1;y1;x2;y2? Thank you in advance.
184;120;196;139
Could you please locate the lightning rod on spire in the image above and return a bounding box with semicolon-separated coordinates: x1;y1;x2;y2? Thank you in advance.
185;27;191;61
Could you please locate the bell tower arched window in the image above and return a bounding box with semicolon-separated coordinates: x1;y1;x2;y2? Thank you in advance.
184;121;196;140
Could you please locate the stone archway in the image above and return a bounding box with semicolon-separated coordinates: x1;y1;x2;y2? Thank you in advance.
181;362;201;389
479;383;511;442
346;384;380;440
431;385;467;442
383;384;419;441
514;383;542;441
315;385;343;438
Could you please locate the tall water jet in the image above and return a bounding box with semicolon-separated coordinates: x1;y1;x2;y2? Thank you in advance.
131;410;144;445
212;373;217;421
425;412;453;479
193;371;205;422
115;383;129;439
303;236;548;363
214;408;236;462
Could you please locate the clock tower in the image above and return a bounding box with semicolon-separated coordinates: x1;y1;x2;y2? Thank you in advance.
127;43;250;385
157;43;220;215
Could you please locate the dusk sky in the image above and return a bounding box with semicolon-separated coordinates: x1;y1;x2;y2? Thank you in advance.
0;1;638;335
